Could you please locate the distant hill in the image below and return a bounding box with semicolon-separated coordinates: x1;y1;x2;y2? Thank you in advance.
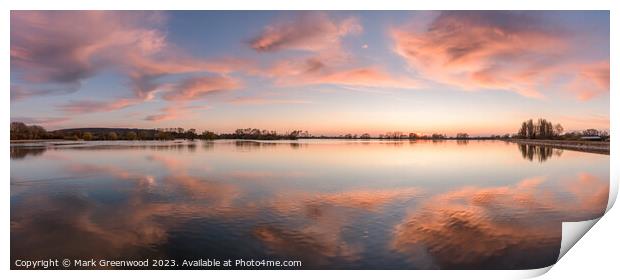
49;127;183;140
52;127;157;134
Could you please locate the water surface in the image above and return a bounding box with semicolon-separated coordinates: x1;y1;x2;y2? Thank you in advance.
10;140;609;269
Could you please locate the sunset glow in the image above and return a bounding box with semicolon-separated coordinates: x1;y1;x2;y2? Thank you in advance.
10;11;609;136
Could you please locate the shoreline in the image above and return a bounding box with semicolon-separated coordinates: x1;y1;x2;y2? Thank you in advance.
10;138;610;155
504;139;609;155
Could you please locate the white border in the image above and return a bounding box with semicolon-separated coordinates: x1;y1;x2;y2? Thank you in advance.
2;1;618;279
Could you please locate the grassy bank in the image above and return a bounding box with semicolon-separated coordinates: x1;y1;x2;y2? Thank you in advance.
505;139;609;155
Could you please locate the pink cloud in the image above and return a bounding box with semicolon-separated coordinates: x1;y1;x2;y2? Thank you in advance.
564;61;610;100
58;98;142;114
11;11;250;110
162;76;242;101
249;12;362;53
144;104;211;122
10;85;78;101
126;56;255;100
227;96;311;105
11;11;166;95
263;58;419;89
391;11;609;100
317;67;419;88
144;106;182;122
57;74;237;119
250;12;418;90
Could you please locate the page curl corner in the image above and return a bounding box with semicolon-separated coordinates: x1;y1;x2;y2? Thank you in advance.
557;218;602;262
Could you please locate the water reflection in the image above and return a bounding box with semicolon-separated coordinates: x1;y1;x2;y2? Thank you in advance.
232;140;308;151
391;175;607;269
11;159;245;262
518;144;563;162
10;140;609;269
10;146;45;159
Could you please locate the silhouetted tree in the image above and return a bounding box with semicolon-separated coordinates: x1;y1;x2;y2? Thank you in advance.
201;130;218;140
526;119;535;139
106;132;118;140
582;129;600;137
456;133;469;139
517;118;564;139
10;122;48;140
536;118;553;139
431;133;447;140
288;130;302;140
186;128;197;140
518;122;527;138
138;130;149;140
126;131;138;140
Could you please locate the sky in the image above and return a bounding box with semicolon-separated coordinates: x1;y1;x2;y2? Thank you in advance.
10;11;610;136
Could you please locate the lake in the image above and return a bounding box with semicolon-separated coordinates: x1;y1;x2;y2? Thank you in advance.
10;140;609;269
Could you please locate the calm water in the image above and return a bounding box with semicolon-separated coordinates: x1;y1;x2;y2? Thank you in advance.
10;140;609;269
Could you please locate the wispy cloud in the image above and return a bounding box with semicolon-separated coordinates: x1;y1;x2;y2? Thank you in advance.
58;98;143;114
10;85;80;101
564;61;610;100
141;74;238;122
144;106;181;122
144;104;211;122
226;96;312;105
11;11;167;99
391;11;609;100
249;12;362;53
11;11;251;111
250;12;419;90
162;76;242;101
261;59;419;89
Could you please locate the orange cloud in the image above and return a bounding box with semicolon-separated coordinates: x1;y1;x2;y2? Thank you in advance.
250;12;417;90
391;11;609;100
144;106;182;122
144;104;210;122
11;11;168;97
262;58;419;89
317;67;419;88
249;12;361;53
227;96;311;105
138;75;239;121
565;61;610;100
58;98;143;114
162;76;242;101
12;11;250;114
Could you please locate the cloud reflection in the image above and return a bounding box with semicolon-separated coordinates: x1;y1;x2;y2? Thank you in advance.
391;175;608;269
10;144;609;269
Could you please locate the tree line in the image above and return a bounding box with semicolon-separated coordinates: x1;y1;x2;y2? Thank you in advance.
10;122;310;141
515;118;609;140
11;122;474;141
11;120;609;141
